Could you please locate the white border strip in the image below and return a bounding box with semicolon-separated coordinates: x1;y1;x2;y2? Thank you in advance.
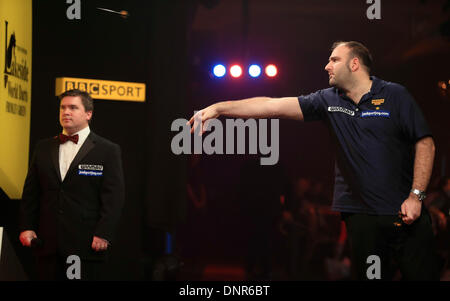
0;227;3;260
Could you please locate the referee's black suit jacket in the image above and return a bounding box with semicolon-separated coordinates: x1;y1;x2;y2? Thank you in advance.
19;131;125;261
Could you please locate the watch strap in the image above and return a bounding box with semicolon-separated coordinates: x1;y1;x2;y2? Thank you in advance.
411;188;426;201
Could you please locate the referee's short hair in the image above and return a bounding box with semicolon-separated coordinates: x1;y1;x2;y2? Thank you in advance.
59;89;94;113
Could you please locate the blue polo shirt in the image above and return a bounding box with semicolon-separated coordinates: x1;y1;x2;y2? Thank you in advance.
298;76;432;215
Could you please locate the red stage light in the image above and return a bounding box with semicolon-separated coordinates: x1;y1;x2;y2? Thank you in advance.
265;64;278;77
230;65;243;78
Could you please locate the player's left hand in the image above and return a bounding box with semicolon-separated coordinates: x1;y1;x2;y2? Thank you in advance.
400;194;422;225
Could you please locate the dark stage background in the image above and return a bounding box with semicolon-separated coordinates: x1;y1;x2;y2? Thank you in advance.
1;0;449;280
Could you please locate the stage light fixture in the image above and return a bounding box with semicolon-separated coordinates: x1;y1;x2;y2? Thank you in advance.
265;64;278;77
213;64;226;77
230;65;243;78
248;64;262;78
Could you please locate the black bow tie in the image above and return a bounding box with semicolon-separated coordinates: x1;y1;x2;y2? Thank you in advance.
59;133;79;144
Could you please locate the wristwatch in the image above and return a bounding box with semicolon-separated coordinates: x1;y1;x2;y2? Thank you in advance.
410;189;426;201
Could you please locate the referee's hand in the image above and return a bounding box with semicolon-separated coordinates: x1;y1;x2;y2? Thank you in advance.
19;230;37;247
91;236;109;252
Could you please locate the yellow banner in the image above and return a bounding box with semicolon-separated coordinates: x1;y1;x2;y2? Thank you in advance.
0;0;32;199
55;77;146;102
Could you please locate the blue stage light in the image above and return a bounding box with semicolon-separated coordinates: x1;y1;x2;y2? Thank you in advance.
248;64;262;78
213;64;226;77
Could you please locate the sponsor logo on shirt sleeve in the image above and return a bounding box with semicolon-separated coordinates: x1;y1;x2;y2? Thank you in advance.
327;106;355;116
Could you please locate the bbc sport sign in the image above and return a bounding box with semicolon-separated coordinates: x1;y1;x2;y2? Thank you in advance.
55;77;146;102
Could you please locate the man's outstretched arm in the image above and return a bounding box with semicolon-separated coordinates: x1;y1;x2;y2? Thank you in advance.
188;97;303;133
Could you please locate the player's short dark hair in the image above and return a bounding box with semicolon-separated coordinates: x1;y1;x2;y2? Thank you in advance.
331;41;373;74
59;89;94;112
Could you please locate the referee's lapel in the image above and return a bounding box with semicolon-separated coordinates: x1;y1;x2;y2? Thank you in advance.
63;132;96;182
51;136;62;182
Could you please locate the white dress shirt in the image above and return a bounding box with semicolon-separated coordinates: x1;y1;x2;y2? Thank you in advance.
59;126;90;181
